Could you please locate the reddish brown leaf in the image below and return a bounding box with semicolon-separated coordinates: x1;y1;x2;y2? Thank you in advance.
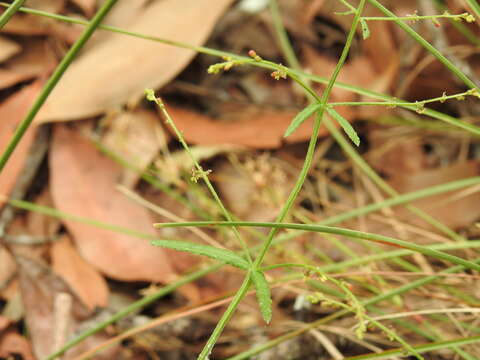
16;255;89;359
102;109;169;188
4;39;56;76
51;235;109;310
25;188;62;238
0;316;9;331
164;105;330;149
0;40;55;89
70;0;96;16
1;13;53;35
390;162;480;230
36;0;235;122
0;82;41;198
27;0;65;13
0;246;16;295
0;36;20;63
0;69;36;89
368;129;427;178
0;330;35;360
49;124;177;282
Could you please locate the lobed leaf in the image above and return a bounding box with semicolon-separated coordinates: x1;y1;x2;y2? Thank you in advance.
327;108;360;146
250;270;272;324
151;240;250;270
284;103;322;138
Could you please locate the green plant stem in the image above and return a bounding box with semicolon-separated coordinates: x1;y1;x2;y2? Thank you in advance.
197;276;251;360
155;221;480;272
260;236;480;272
253;0;367;268
2;3;478;136
328;88;479;107
0;0;25;28
0;0;119;173
367;0;479;91
362;14;468;21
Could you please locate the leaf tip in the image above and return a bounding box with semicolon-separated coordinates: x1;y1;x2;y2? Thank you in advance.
251;270;273;324
283;127;294;138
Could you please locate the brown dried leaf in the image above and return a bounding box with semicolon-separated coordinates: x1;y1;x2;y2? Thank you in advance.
25;188;61;238
16;255;89;359
51;235;109;310
70;0;96;16
12;250;117;359
4;39;56;76
0;69;35;89
390;162;480;230
50;124;177;282
1;13;53;35
28;0;65;13
84;0;150;48
103;109;169;188
214;158;283;221
362;21;398;75
0;316;10;331
302;45;375;111
0;330;35;360
37;0;234;122
0;246;16;295
368;129;427;177
0;0;63;35
0;39;56;90
0;36;20;63
0;82;41;198
164;105;329;149
0;277;18;302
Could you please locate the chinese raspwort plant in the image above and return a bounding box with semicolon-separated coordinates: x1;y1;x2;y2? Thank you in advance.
145;1;391;358
145;1;480;358
0;0;478;359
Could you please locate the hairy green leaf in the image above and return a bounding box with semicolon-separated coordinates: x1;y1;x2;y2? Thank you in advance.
284;103;321;138
250;270;272;323
151;240;250;270
327;108;360;146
